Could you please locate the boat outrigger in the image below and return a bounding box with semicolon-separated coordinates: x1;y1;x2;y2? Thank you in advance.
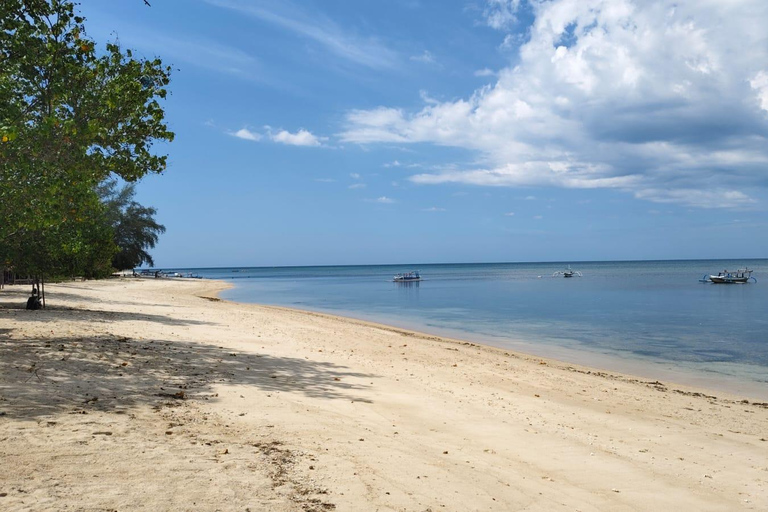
393;270;421;282
701;268;756;284
553;265;582;278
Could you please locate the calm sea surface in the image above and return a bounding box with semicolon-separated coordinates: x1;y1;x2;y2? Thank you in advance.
179;260;768;399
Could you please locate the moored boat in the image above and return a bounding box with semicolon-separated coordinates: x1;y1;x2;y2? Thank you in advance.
394;270;421;282
553;265;582;278
704;268;756;284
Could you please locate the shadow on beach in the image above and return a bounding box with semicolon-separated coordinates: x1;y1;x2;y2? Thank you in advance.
0;330;375;420
0;303;217;328
0;285;184;313
0;284;217;328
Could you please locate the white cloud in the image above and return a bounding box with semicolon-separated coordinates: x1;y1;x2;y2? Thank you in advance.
383;160;402;168
423;206;446;212
231;128;262;141
350;173;361;179
484;0;523;30
348;183;366;189
504;211;515;216
419;90;440;105
750;71;768;112
474;68;496;77
205;0;398;69
411;50;436;64
315;178;336;182
375;196;395;204
269;128;326;147
230;126;328;147
340;0;768;208
634;189;756;209
104;27;259;79
533;215;543;220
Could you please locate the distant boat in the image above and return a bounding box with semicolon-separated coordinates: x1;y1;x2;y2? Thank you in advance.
702;268;756;284
394;270;421;282
553;265;582;278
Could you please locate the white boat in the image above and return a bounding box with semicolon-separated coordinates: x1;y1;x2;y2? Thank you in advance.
394;270;421;282
703;268;756;284
553;265;582;278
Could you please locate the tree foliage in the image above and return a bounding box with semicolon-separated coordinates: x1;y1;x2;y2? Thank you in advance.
99;179;165;270
0;0;173;278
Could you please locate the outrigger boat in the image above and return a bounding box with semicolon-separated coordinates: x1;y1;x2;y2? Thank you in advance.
701;268;756;284
553;265;582;278
393;270;421;282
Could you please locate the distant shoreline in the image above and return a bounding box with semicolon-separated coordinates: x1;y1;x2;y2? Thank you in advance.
139;256;768;272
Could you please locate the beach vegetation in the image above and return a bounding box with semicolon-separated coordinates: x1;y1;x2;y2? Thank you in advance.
98;179;165;270
0;0;172;288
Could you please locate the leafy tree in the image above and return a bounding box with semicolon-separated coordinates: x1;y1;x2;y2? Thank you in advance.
10;195;116;279
0;0;173;282
99;179;165;270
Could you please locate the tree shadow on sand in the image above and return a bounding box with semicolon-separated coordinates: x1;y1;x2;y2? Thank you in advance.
0;332;376;420
0;289;175;309
0;303;217;328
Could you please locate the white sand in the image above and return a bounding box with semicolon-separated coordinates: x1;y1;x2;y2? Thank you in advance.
1;278;766;511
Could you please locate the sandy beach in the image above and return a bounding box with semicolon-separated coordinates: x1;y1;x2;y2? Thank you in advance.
1;278;767;511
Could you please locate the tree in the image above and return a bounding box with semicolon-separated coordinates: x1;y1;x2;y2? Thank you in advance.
99;179;165;270
0;0;173;281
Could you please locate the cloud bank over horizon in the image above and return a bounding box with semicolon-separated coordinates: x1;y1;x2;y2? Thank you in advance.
340;0;768;208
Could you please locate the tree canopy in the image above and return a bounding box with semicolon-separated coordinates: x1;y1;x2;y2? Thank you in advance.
0;0;173;279
99;179;165;270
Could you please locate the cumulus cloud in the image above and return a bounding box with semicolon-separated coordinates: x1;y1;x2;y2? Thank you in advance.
751;71;768;112
231;128;262;141
484;0;523;30
340;0;768;208
232;126;327;147
269;128;326;147
375;196;395;204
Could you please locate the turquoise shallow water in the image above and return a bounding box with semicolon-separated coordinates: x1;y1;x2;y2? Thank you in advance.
176;260;768;399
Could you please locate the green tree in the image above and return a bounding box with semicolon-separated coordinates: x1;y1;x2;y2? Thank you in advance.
99;179;165;270
0;0;173;281
10;195;116;279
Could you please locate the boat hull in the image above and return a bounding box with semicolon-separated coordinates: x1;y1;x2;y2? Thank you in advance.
709;276;749;284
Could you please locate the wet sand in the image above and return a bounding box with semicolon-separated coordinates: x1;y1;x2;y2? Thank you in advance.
1;278;766;511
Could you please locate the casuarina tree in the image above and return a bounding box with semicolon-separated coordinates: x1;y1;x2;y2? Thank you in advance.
98;179;165;270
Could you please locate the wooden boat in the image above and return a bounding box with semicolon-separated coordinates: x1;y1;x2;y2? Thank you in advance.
553;265;582;278
705;268;756;284
394;270;421;282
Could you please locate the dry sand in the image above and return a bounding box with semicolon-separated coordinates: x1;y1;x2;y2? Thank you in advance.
1;278;767;511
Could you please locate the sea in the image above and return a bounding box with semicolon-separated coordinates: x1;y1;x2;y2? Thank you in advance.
176;260;768;400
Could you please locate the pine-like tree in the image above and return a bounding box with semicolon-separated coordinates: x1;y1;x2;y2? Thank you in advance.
99;179;165;270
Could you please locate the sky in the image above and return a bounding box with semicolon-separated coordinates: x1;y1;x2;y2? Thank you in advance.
77;0;768;267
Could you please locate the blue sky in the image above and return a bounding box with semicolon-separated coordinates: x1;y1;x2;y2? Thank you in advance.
78;0;768;267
